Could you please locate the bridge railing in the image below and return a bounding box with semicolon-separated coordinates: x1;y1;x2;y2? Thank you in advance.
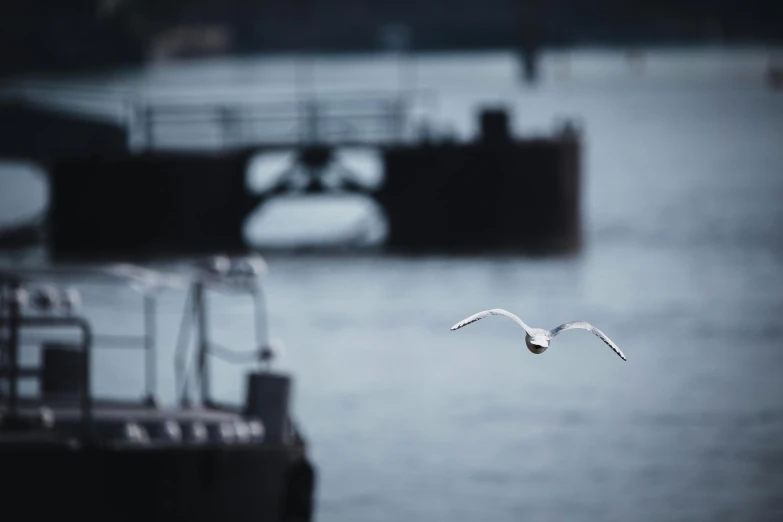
1;79;439;151
0;79;132;123
128;89;437;151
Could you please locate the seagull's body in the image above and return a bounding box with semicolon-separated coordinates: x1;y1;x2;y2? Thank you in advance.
450;308;626;361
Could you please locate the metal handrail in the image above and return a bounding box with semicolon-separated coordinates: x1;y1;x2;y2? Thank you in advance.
174;272;270;409
0;266;180;423
0;313;93;441
2;76;440;151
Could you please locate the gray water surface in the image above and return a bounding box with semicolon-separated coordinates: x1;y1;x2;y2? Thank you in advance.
2;47;783;522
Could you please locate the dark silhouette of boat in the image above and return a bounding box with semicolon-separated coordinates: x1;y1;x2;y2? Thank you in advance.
0;256;316;522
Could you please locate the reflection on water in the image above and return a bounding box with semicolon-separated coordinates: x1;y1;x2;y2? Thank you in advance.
2;47;783;522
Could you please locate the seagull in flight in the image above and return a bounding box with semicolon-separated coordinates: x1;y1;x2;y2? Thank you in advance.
450;308;626;361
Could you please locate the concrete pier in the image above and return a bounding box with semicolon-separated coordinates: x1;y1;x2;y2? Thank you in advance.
1;98;582;258
46;114;581;258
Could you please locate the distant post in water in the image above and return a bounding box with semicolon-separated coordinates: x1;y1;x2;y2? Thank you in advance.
516;0;541;85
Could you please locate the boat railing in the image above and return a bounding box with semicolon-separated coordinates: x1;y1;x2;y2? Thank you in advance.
1;256;281;441
0;264;190;438
0;271;94;440
174;255;273;410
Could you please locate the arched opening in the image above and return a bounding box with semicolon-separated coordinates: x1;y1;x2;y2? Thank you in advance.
0;160;49;250
242;147;388;250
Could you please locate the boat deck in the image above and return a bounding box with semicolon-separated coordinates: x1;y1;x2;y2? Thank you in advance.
0;396;270;446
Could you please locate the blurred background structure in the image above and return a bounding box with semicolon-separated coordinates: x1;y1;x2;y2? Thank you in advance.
2;1;783;78
2;1;783;521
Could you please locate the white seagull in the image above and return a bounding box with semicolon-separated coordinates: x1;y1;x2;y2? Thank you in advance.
450;308;626;361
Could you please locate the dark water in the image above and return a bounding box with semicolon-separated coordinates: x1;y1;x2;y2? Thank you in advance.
2;48;783;522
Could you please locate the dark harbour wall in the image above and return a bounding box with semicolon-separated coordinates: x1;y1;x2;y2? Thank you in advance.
46;140;580;259
49;151;259;260
377;135;581;254
1;100;581;258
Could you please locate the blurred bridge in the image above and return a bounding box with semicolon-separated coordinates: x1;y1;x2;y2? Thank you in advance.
0;79;583;258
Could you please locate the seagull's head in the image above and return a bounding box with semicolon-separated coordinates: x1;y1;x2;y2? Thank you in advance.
525;333;549;354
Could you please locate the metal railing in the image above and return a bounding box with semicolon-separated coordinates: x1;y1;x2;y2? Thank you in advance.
0;266;182;441
0;273;93;440
174;259;271;409
129;90;433;151
1;79;439;152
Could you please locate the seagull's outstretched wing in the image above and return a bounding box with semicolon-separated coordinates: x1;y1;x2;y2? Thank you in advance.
450;309;532;335
548;322;626;361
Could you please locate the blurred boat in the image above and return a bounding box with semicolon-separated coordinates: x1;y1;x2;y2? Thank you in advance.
0;256;316;522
